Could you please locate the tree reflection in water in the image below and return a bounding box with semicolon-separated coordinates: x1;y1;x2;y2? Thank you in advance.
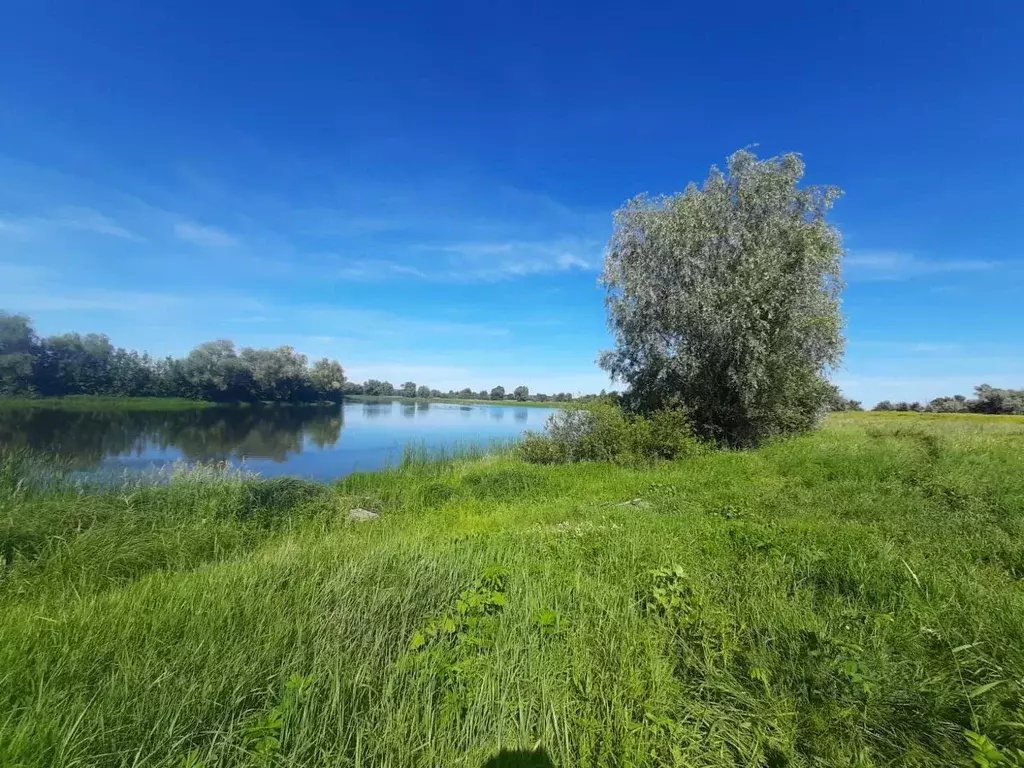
0;404;344;468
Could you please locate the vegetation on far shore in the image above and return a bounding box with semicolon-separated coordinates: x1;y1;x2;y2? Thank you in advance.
0;313;597;406
4;411;1024;766
346;393;572;408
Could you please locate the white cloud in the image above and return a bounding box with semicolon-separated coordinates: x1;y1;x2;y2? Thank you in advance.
333;260;429;281
850;341;964;354
0;289;187;313
52;207;139;239
845;251;998;280
290;306;510;339
343;238;602;283
326;239;598;284
0;208;138;240
0;219;33;236
174;222;239;247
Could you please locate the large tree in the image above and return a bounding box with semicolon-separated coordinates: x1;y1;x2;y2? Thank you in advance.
600;149;844;446
0;311;38;395
309;358;346;401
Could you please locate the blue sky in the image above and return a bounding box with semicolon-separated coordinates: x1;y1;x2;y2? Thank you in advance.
1;1;1021;403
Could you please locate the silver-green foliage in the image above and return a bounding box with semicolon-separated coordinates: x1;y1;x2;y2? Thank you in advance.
600;149;845;446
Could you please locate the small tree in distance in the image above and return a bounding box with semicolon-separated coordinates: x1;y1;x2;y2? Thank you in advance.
400;381;416;398
513;385;529;401
600;149;845;447
309;358;346;401
490;385;505;401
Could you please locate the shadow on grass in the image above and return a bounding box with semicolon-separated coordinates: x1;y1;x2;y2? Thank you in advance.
481;748;555;768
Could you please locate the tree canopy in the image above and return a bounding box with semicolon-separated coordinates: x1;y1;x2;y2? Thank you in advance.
0;312;346;403
600;149;845;446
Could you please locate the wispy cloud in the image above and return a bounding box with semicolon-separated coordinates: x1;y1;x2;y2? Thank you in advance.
332;259;429;281
0;289;187;313
290;306;510;339
433;238;599;281
0;219;33;236
174;221;239;247
0;264;263;315
0;207;139;240
845;251;998;281
322;238;599;284
51;207;139;239
851;341;964;354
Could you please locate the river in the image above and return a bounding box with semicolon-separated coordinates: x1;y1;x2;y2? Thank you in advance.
0;399;556;480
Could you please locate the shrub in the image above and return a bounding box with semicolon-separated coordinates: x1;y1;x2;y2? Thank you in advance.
645;406;702;459
518;403;700;465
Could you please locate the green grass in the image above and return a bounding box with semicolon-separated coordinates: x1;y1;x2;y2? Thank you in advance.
3;412;1024;766
0;395;215;410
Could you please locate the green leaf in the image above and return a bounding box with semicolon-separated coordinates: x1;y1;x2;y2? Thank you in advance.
952;643;980;654
970;680;1006;699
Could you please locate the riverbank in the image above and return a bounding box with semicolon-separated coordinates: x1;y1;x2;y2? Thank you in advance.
2;411;1024;766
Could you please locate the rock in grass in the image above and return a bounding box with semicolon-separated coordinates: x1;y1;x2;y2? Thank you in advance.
347;507;380;522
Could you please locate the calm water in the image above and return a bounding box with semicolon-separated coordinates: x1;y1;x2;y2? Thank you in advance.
0;400;556;480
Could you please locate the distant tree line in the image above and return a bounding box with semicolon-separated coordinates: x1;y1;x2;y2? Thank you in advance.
342;380;589;403
873;385;1024;415
825;385;863;412
0;311;597;405
0;312;346;403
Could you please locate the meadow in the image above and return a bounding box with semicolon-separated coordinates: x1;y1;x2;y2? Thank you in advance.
2;411;1024;767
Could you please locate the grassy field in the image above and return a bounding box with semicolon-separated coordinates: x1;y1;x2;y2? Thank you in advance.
2;411;1024;767
0;395;215;410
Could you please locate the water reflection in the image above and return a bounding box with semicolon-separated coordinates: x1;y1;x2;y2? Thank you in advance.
362;403;391;419
0;405;343;467
0;399;557;479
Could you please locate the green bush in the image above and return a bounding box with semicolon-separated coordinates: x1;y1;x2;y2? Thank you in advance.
518;403;700;465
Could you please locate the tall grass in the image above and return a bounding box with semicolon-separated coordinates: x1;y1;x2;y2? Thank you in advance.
2;412;1024;766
